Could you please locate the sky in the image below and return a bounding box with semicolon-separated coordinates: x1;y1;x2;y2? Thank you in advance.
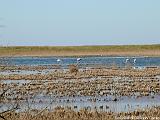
0;0;160;46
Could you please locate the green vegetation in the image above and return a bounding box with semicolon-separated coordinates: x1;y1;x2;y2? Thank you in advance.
0;44;160;56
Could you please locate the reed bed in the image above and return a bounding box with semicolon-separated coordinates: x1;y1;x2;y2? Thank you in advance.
0;68;160;101
1;106;160;120
0;67;160;80
1;65;160;120
0;45;160;56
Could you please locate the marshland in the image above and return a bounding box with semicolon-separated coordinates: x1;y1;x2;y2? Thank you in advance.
0;55;160;120
1;0;160;119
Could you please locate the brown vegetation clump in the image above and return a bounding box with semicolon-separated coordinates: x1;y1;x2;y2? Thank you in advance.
68;65;79;73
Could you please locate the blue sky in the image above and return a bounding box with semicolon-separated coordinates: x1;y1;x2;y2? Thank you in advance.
0;0;160;46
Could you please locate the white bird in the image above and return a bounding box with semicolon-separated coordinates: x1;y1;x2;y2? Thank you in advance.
133;58;136;63
57;59;61;62
77;58;81;64
125;58;129;63
77;58;81;61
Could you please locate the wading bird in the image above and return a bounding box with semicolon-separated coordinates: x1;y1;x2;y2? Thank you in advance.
77;58;81;64
125;58;129;63
133;58;136;64
57;59;61;62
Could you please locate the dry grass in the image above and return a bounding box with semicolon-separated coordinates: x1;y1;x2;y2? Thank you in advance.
1;107;160;120
1;67;160;100
1;67;160;80
0;45;160;57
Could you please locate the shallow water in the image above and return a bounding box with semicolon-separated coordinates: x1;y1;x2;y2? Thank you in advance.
0;69;54;75
1;79;32;85
1;56;160;68
1;95;160;113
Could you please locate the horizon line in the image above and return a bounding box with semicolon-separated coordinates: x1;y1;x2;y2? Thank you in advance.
0;43;159;47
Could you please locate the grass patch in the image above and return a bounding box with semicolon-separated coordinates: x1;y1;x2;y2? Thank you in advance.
0;44;160;56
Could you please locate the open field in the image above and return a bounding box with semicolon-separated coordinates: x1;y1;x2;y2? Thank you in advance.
0;44;160;57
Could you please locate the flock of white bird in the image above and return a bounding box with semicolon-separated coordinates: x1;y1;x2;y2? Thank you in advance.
57;58;136;64
57;58;81;63
125;58;137;64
